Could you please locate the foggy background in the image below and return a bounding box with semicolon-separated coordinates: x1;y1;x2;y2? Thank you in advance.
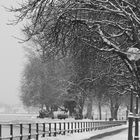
0;0;24;105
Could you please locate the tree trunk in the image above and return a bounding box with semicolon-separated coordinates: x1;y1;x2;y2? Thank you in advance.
110;100;119;120
114;108;118;120
98;101;102;120
79;107;83;118
86;97;94;119
78;96;86;119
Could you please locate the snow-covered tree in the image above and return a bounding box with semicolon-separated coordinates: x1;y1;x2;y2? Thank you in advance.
11;0;140;119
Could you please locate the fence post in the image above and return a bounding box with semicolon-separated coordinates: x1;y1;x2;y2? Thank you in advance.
54;123;56;136
0;124;1;140
91;122;93;131
84;122;85;132
71;122;73;133
92;122;94;130
68;122;70;133
63;123;66;135
20;124;23;140
59;123;61;134
94;122;96;130
90;122;91;131
78;122;79;133
89;122;91;131
81;122;82;132
36;123;39;140
49;123;51;137
42;123;45;137
86;122;88;131
28;124;31;140
10;124;13;140
75;122;76;133
88;122;90;131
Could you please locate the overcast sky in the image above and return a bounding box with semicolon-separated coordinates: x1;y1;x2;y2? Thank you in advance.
0;0;25;105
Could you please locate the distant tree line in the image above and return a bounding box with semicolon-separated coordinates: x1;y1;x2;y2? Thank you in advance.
21;45;131;119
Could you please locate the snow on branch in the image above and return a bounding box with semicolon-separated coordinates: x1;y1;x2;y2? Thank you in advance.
97;24;120;50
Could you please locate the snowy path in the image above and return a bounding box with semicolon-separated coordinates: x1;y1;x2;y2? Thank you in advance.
40;124;128;140
89;125;140;140
84;127;128;140
93;129;127;140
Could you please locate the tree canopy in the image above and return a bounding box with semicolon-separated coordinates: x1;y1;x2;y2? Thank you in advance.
11;0;140;119
11;0;140;81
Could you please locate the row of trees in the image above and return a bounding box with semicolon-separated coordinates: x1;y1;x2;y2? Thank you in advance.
11;0;140;119
21;45;131;119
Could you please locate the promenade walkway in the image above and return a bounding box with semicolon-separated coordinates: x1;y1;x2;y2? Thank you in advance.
84;126;128;140
44;124;128;140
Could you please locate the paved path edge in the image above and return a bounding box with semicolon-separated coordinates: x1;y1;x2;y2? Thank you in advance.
83;126;128;140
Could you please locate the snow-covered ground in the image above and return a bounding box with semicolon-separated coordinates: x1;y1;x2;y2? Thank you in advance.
22;116;128;140
98;129;128;140
39;124;128;140
0;114;128;140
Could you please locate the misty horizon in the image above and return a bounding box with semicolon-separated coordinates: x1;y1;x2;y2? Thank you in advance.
0;0;25;105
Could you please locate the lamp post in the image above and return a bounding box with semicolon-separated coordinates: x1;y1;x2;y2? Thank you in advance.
127;47;140;140
135;94;139;140
128;86;134;140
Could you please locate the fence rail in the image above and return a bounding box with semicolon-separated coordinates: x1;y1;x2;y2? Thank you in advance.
0;120;126;140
